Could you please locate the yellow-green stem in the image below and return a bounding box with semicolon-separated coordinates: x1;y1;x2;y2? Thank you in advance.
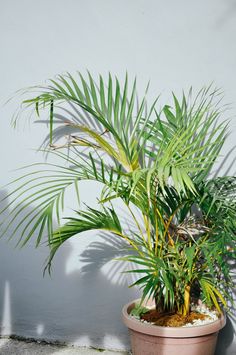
182;285;191;316
143;214;151;249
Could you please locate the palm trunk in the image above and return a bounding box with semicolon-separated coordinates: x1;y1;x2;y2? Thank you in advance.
182;284;191;316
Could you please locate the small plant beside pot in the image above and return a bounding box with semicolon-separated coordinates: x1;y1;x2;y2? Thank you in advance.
1;73;235;355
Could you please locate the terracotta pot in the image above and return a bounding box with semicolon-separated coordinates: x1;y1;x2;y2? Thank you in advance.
122;299;226;355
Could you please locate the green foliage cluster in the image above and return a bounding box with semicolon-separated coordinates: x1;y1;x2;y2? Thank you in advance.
1;72;235;316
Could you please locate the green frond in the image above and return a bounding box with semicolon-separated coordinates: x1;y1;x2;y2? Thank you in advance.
45;205;127;272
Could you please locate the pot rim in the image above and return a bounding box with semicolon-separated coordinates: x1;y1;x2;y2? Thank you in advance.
122;298;226;338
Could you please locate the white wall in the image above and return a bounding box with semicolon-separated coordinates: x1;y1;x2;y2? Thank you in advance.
0;0;235;353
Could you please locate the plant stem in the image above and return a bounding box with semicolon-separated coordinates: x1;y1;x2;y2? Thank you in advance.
183;284;191;316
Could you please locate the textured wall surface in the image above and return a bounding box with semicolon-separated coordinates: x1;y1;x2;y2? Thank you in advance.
0;0;235;353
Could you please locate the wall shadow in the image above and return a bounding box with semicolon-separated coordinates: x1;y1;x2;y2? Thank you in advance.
214;0;236;28
216;316;235;355
0;189;137;351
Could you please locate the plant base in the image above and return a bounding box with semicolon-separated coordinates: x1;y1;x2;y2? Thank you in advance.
122;299;226;355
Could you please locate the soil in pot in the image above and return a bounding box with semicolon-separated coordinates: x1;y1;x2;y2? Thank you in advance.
140;309;210;327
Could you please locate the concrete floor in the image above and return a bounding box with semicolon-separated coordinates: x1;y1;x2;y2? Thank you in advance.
0;338;129;355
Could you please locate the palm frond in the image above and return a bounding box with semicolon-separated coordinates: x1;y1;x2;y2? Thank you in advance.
46;205;132;273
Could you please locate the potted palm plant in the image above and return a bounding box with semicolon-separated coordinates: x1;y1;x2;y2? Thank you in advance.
1;73;235;355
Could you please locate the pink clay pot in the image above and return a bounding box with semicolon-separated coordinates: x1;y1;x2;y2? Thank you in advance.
122;298;226;355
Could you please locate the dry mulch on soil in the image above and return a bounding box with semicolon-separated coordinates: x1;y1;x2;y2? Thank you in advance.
141;309;208;327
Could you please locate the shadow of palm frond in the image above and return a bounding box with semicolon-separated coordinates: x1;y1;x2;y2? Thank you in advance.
80;233;139;287
213;145;236;178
